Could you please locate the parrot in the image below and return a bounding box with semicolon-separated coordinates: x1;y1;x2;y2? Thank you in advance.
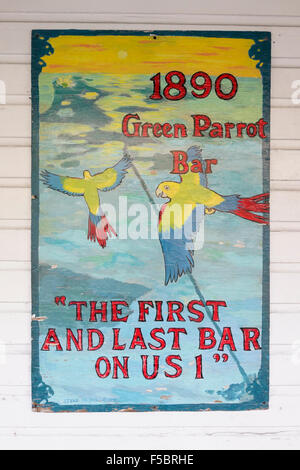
156;146;269;284
41;154;132;248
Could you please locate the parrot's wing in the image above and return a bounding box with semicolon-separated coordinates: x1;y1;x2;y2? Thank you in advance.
180;145;208;187
92;154;132;191
41;170;85;196
158;201;203;285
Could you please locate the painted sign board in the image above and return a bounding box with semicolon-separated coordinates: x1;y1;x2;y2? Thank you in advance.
32;30;270;412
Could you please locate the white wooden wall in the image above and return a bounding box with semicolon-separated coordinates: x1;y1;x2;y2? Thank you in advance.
0;0;300;450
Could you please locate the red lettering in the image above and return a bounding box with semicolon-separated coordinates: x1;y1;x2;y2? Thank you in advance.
224;122;235;138
170;150;189;174
122;113;140;137
148;328;166;350
112;356;129;379
206;300;227;322
153;122;162;137
165;355;182;378
41;328;63;351
204;159;218;173
138;301;154;322
167;328;187;349
142;355;159;379
209;122;223;138
95;357;111;378
199;328;216;349
236;122;246;137
192;114;211;137
113;328;126;350
66;328;82;351
218;327;236;351
68;301;87;321
162;122;173;138
188;300;205;322
195;354;204;379
111;301;129;322
173;123;188;138
257;118;267;138
88;329;104;351
130;328;147;349
89;301;107;322
246;123;257;137
241;328;261;350
167;301;185;321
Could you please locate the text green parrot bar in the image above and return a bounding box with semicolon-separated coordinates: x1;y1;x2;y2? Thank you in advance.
31;30;270;412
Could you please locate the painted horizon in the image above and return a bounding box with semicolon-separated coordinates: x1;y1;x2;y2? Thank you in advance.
31;30;270;412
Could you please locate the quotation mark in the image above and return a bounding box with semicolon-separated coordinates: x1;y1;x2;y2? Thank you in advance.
213;353;229;363
55;296;66;306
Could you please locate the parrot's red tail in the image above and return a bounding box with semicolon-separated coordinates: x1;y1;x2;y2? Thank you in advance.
88;214;117;248
232;193;269;225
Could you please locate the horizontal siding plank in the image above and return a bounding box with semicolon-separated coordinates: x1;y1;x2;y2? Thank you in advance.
0;260;300;272
0;147;31;177
0;138;298;149
272;69;300;99
0;220;31;230
0;64;298;100
271;273;300;303
2;1;300;16
0;345;298;387
0;428;299;450
271;232;300;262
2;220;299;232
0;23;300;58
271;150;300;181
271;191;300;221
0;269;300;304
0;302;295;314
0;188;31;219
0;271;30;302
0;230;30;261
1;314;30;344
0;302;31;313
0;64;30;96
1;311;299;345
1;189;299;222
2;273;300;303
0;393;299;428
271;107;300;140
0;105;30;138
0;178;292;190
1;148;299;180
1;104;300;140
0;230;298;264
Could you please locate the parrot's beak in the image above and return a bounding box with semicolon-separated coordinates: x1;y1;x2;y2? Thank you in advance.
156;188;167;198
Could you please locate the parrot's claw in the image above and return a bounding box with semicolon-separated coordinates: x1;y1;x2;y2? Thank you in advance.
205;208;216;215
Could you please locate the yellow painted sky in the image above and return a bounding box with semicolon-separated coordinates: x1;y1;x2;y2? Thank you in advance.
42;35;260;77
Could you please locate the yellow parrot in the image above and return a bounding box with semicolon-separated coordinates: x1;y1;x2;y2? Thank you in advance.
41;154;132;248
156;146;269;284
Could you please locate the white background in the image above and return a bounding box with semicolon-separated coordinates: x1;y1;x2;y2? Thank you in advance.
0;0;300;450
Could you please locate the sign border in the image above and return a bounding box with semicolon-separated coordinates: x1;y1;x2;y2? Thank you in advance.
31;29;270;412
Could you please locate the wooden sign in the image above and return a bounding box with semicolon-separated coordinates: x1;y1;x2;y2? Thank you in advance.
32;30;270;412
